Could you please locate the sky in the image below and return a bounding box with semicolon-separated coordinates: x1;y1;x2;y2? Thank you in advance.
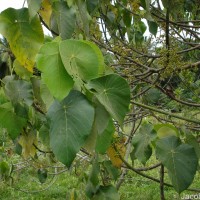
0;0;27;12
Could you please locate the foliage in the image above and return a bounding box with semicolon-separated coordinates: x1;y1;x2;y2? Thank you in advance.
0;0;199;199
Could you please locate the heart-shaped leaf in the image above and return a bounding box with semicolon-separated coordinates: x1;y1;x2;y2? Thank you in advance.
87;74;130;126
47;90;95;167
0;8;44;72
59;40;101;81
36;41;74;100
0;106;27;139
4;79;33;106
156;136;198;193
132;122;157;165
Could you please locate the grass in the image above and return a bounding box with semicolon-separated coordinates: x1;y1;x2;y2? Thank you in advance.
1;154;200;200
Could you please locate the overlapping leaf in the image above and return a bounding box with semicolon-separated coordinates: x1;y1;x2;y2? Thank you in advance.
132;122;157;165
4;79;33;106
0;106;27;139
36;41;74;100
0;8;44;72
52;1;76;39
156;136;198;193
59;40;101;81
47;90;95;167
87;74;130;126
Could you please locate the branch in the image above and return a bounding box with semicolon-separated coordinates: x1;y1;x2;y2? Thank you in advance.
160;164;165;200
131;101;200;124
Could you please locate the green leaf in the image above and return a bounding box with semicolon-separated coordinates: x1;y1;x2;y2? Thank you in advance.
38;168;48;183
87;74;130;126
27;0;42;19
103;160;120;181
0;161;9;175
0;106;27;139
156;136;198;193
86;159;100;198
93;185;120;200
36;41;74;100
86;0;99;14
138;21;147;34
81;40;105;76
96;118;115;154
52;2;76;39
185;133;200;159
59;40;100;81
148;21;158;36
123;10;132;27
13;60;32;80
0;8;44;72
40;81;54;110
132;122;157;164
4;79;33;106
47;90;95;167
154;124;178;138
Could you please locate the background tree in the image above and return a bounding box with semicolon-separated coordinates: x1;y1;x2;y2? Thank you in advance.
0;0;200;199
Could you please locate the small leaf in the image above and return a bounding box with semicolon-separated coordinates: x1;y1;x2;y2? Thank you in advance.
36;41;74;100
93;185;120;200
0;161;9;175
86;0;99;14
86;159;100;198
156;136;198;193
103;160;120;181
38;168;48;183
132;122;157;164
18;131;37;159
87;74;130;126
123;10;132;27
154;123;178;138
148;21;158;36
107;136;126;168
27;0;42;19
47;90;95;167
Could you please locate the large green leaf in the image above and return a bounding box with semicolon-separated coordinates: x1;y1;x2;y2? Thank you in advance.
47;90;95;167
59;40;100;81
4;79;33;106
156;136;198;193
132;122;157;164
36;41;74;100
0;8;44;72
0;106;27;139
52;2;76;39
87;74;130;126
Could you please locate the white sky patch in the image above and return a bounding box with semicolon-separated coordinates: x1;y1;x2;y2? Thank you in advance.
0;0;27;12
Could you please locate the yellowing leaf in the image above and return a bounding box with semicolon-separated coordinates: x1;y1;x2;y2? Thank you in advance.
39;0;52;27
0;8;44;72
19;132;37;159
107;137;126;168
